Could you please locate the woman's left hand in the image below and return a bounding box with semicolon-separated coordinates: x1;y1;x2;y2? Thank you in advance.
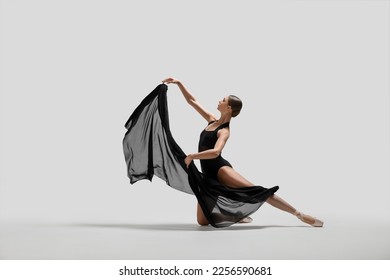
162;77;180;84
185;155;193;168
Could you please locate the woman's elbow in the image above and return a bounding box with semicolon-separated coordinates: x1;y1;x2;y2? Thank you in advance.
212;149;221;158
188;99;197;106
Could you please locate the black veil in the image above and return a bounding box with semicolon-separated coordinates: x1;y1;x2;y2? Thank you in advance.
123;84;278;227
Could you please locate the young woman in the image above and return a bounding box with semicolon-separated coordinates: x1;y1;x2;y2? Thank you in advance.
161;77;323;227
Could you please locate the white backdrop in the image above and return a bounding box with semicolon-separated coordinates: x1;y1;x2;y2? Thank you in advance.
1;0;389;228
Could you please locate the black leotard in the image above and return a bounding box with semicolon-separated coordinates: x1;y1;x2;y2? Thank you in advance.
198;121;232;180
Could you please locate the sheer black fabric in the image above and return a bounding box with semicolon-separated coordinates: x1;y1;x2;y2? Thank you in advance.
123;84;279;228
123;84;191;194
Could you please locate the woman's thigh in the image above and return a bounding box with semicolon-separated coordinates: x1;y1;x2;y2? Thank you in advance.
217;166;254;188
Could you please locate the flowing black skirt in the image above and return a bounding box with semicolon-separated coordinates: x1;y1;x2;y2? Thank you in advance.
122;84;279;228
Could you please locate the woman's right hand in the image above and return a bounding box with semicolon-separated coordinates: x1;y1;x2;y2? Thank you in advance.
162;77;180;84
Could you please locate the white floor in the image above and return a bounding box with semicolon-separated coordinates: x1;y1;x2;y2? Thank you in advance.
1;218;389;260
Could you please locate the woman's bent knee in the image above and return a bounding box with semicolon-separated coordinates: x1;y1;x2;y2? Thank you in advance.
197;218;209;226
197;212;210;225
197;203;209;226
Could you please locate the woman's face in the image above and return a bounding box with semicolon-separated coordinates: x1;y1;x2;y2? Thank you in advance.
217;96;231;112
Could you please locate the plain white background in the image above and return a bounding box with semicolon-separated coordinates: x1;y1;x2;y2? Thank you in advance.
0;0;389;260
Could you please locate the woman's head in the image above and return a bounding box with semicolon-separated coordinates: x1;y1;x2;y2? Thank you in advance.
217;95;243;118
228;95;242;117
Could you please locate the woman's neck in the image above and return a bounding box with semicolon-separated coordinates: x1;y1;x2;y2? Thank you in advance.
216;113;231;124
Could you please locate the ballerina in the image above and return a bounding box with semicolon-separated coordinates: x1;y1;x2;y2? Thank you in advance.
161;77;323;227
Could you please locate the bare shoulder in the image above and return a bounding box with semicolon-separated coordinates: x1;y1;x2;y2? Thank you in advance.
217;127;230;138
208;117;218;124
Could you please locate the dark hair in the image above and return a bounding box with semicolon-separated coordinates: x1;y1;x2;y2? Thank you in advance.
228;95;242;117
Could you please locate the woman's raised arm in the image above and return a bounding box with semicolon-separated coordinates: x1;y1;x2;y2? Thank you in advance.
162;77;216;123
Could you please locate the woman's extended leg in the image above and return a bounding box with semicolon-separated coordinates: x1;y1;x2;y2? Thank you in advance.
217;166;323;227
217;167;295;212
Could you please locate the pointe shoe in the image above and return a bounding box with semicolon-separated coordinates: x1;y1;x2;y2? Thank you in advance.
238;216;253;223
294;211;324;227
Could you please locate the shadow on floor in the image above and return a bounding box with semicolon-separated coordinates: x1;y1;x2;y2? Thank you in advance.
67;223;307;231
